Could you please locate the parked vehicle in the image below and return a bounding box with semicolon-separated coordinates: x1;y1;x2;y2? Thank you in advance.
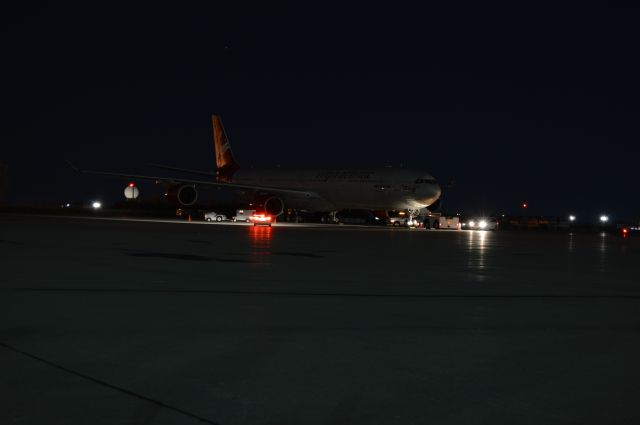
388;216;420;227
388;216;408;227
232;209;256;222
438;216;461;230
422;214;442;229
249;212;273;226
462;217;499;230
620;225;640;238
204;211;227;222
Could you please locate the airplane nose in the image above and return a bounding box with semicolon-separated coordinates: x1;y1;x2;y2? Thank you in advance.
418;184;441;205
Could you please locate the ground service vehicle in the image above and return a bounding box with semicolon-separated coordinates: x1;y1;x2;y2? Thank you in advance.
204;211;227;222
621;225;640;238
250;213;273;226
389;217;420;227
438;216;461;230
464;217;499;230
388;216;408;227
232;209;256;222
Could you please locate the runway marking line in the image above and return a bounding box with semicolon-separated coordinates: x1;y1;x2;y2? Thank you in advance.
0;341;222;425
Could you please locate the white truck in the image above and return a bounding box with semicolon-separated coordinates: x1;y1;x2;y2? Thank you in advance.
232;209;256;222
204;211;227;222
437;216;461;230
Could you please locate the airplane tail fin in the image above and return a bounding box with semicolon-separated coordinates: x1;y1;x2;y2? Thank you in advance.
212;115;240;182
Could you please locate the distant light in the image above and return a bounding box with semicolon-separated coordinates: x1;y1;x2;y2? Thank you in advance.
622;228;629;233
569;215;576;222
65;203;70;208
124;184;140;200
600;215;609;223
522;202;528;209
469;220;476;227
92;201;102;209
479;220;488;229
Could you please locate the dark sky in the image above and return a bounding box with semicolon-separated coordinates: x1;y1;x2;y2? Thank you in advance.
2;3;639;218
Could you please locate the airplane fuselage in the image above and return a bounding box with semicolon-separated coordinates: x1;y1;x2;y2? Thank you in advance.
232;167;441;211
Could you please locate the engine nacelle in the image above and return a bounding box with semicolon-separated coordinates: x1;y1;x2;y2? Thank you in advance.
165;184;198;206
252;195;285;216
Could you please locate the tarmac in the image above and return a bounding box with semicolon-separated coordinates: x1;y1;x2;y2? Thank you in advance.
2;214;640;424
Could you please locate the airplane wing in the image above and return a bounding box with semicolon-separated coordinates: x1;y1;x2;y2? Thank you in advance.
147;163;216;178
74;166;322;199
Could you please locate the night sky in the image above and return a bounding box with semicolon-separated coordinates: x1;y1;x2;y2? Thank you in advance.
2;4;639;218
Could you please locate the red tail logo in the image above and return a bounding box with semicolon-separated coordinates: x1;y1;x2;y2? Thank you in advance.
212;115;240;182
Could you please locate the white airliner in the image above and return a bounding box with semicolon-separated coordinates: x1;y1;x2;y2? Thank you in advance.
80;115;442;215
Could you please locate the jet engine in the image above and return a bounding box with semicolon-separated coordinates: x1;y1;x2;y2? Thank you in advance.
252;195;285;216
165;184;198;206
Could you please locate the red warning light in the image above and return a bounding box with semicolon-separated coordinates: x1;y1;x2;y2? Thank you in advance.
521;202;528;209
128;182;135;187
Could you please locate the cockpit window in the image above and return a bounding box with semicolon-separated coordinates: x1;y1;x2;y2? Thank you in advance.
415;178;437;184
